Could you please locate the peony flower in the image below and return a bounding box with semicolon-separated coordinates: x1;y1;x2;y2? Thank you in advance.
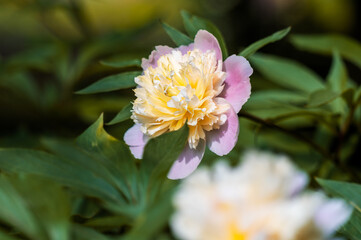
124;30;253;179
171;151;352;240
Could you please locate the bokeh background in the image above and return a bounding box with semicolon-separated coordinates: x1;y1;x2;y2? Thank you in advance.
0;0;360;148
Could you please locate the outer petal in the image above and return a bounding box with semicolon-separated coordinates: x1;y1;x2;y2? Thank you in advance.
315;199;352;237
167;140;206;180
220;55;253;113
141;46;173;70
124;124;149;159
194;30;222;61
178;43;194;55
206;98;239;156
288;172;309;197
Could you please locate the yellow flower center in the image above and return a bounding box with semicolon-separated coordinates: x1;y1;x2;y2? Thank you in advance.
132;49;229;148
229;223;247;240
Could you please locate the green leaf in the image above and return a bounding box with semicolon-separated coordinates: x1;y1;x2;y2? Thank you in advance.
340;211;361;240
0;72;40;106
11;175;71;240
317;179;361;240
85;215;132;229
76;71;141;94
0;229;21;240
307;89;340;108
77;114;139;205
240;27;291;58
5;44;58;71
107;103;133;125
327;51;348;92
317;179;361;211
245;90;307;109
181;10;228;58
100;59;141;68
162;22;192;46
123;187;175;240
342;88;355;108
290;34;361;70
72;224;110;240
250;53;325;93
0;175;42;239
327;51;348;114
142;125;189;181
0;149;122;204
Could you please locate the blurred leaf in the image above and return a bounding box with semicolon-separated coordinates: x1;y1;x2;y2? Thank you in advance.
0;229;20;240
340;211;361;240
141;125;188;181
240;27;291;58
11;175;71;240
5;44;58;71
250;53;325;93
0;149;123;204
100;59;141;68
123;187;175;240
290;34;361;70
162;22;192;46
317;179;361;210
76;115;139;208
0;175;42;240
342;88;355;108
245;90;307;109
307;89;339;108
71;197;100;219
72;224;110;240
0;72;40;106
76;71;141;94
181;10;228;58
108;103;133;125
74;97;130;123
85;215;132;229
327;51;347;92
317;179;361;240
327;51;348;114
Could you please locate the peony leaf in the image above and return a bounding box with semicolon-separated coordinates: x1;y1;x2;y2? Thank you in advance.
250;53;325;93
162;22;192;46
240;27;291;58
317;179;361;240
290;34;361;70
107;103;133;125
307;89;340;108
100;58;141;68
76;71;141;94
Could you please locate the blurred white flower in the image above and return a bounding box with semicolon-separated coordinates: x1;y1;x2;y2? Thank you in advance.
171;150;352;240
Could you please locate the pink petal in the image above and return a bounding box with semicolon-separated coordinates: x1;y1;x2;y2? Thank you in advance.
289;172;308;197
206;98;239;156
124;124;149;159
177;43;194;55
167;140;206;180
128;145;145;159
194;30;222;61
315;200;352;237
141;46;173;70
220;55;253;113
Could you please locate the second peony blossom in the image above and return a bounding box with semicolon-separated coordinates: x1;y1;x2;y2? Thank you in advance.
124;30;253;179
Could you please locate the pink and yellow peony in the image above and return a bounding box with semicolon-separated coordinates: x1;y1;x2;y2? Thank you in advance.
124;30;252;179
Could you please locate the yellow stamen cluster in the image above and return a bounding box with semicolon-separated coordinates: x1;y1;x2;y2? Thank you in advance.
132;49;229;148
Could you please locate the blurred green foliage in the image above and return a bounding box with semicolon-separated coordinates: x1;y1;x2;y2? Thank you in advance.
0;0;360;239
